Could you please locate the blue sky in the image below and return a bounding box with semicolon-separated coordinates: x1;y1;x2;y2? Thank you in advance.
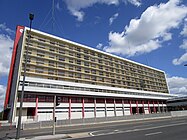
0;0;187;111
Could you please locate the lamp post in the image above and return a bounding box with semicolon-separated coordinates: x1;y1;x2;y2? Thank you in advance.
16;13;34;139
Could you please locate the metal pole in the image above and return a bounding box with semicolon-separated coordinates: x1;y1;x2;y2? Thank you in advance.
16;13;34;139
53;95;56;135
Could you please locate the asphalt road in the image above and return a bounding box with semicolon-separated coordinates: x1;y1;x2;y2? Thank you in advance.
75;117;187;140
0;116;187;140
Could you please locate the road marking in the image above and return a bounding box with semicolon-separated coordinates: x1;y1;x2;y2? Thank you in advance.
89;122;187;137
145;131;162;136
133;124;152;128
89;131;95;136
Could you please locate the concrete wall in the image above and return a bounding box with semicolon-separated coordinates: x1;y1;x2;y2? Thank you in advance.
171;110;187;117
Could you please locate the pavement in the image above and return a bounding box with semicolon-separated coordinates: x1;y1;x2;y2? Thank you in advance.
14;134;68;140
0;116;187;140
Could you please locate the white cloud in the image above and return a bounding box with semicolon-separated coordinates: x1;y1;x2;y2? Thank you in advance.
56;1;62;11
96;43;103;49
0;23;14;34
167;76;187;95
173;40;187;65
128;0;141;6
104;0;187;57
180;18;187;36
0;34;13;77
109;13;119;25
0;23;14;77
64;0;141;21
0;85;6;112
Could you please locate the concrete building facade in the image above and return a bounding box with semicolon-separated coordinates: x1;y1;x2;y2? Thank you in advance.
4;26;172;123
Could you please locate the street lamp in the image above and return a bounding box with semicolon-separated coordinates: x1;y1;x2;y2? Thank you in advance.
16;13;34;139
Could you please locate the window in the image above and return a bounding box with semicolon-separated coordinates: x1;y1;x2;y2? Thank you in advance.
35;67;44;73
76;67;81;72
49;54;55;59
50;41;55;45
98;59;103;64
76;60;81;65
99;71;103;76
37;51;45;57
84;68;90;73
36;59;44;65
59;49;65;54
48;69;54;75
48;61;54;67
99;65;103;70
68;72;74;77
91;76;97;81
59;43;66;47
91;63;96;67
84;55;89;60
91;70;96;74
90;52;95;56
58;63;65;69
75;73;81;78
84;62;89;67
49;47;55;52
90;57;95;62
76;53;81;58
59;57;65;61
58;70;65;76
84;75;90;79
69;52;74;56
38;38;45;42
69;58;74;63
98;54;102;58
69;65;74;70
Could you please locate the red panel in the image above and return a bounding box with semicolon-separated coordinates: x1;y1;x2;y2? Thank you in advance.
4;26;24;109
35;96;38;116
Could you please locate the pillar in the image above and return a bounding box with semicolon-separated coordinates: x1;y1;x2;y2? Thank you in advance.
122;99;125;116
130;100;132;115
153;101;156;113
114;99;116;117
35;96;38;120
69;97;71;120
94;98;96;119
105;98;107;117
82;97;85;119
158;101;160;113
136;100;139;114
148;101;150;114
142;100;144;114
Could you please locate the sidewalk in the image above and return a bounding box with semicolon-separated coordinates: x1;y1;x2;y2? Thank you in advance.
9;134;69;140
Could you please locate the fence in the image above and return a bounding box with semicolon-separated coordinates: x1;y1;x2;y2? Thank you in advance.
22;112;171;130
170;110;187;117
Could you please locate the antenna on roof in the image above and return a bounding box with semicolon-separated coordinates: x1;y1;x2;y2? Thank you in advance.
52;0;55;33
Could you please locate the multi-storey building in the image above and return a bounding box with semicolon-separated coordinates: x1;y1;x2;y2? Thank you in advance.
4;26;172;122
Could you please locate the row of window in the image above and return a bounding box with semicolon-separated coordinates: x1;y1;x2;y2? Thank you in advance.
28;35;165;77
19;81;170;98
18;94;165;104
26;54;165;81
23;65;167;90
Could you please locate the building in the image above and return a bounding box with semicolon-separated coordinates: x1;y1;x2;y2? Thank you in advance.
4;26;173;123
167;96;187;111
